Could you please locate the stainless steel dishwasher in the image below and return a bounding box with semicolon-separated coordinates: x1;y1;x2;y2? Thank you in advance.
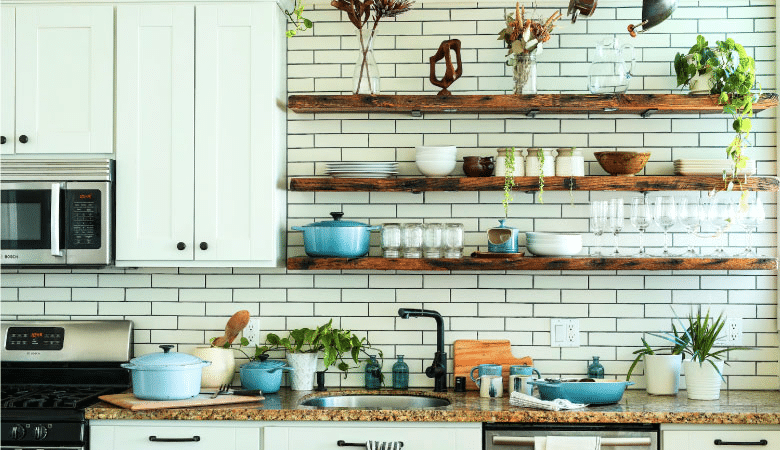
484;423;659;449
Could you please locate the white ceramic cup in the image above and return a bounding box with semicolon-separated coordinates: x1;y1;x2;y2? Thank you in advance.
509;374;534;395
479;375;503;398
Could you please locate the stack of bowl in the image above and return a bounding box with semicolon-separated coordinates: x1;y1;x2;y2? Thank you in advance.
415;146;457;177
525;232;582;256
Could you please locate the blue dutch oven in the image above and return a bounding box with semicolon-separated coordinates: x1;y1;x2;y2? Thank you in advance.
240;359;293;394
122;344;211;400
292;212;380;258
528;379;634;405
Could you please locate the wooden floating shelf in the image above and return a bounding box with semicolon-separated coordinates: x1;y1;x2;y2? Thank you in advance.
287;93;779;115
289;176;780;192
287;256;778;272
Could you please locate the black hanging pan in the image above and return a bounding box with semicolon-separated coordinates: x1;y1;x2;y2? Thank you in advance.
627;0;678;37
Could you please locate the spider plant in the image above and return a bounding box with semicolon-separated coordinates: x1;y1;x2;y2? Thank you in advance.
625;323;688;381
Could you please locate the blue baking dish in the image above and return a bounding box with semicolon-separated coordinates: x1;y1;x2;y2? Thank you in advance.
528;379;634;405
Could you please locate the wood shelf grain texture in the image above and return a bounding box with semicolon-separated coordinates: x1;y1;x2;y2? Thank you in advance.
287;93;779;115
289;176;780;192
287;257;778;271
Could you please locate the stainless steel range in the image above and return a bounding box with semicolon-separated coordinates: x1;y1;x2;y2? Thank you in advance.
1;320;133;450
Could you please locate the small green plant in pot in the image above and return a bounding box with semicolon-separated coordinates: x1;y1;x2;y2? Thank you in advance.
626;324;688;395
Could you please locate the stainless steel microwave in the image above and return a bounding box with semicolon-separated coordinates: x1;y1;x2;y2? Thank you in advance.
1;159;114;266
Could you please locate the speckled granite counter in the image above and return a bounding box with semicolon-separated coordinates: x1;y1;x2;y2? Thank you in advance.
86;389;780;424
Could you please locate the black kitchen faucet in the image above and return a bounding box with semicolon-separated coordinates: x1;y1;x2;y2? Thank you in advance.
398;308;447;392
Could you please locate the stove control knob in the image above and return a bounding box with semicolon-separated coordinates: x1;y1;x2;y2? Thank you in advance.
10;424;26;440
33;424;48;440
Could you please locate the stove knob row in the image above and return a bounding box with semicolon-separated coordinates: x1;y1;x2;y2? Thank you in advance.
9;424;26;440
33;424;48;440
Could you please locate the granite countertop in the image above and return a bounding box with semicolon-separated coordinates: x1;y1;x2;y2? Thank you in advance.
86;389;780;424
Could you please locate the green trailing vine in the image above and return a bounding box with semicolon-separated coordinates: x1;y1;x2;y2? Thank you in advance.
537;148;545;204
502;147;516;217
283;0;313;37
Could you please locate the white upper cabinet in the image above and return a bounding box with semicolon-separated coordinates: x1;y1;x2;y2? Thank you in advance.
1;7;15;154
11;5;113;154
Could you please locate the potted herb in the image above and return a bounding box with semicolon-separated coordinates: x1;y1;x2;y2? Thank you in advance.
626;323;688;395
674;36;758;181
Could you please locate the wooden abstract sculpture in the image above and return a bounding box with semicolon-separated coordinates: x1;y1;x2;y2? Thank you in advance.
429;39;463;96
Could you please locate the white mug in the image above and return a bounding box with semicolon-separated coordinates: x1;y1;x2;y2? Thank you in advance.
479;375;503;398
509;374;534;395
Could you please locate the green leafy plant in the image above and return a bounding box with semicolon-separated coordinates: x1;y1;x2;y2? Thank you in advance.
674;35;758;183
283;0;313;37
502;147;516;217
625;323;688;381
536;148;545;204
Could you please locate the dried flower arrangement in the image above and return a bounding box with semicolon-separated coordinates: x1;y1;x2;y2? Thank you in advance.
331;0;413;94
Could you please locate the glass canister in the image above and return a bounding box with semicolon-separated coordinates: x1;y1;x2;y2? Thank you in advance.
381;223;401;258
495;148;525;177
587;356;605;379
392;355;409;390
422;223;443;258
401;223;423;258
555;148;585;176
443;223;465;258
365;355;382;389
525;148;555;177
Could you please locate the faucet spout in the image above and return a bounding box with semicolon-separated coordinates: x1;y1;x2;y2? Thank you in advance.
398;308;447;392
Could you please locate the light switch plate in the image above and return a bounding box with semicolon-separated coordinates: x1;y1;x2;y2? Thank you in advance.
551;319;579;347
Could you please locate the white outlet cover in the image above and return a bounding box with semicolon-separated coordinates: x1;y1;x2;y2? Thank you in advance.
243;317;262;347
551;319;580;348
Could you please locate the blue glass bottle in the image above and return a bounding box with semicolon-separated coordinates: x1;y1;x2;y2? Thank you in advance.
364;355;382;389
587;356;605;379
392;355;409;390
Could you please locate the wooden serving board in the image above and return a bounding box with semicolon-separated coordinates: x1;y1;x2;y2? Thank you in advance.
453;339;533;392
99;393;264;411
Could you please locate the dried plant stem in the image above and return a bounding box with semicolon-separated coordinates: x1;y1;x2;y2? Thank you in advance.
356;19;380;94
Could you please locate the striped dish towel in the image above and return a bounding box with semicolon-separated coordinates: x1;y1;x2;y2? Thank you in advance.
509;391;587;411
366;441;403;450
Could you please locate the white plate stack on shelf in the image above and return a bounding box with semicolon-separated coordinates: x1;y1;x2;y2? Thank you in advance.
674;159;756;176
525;232;583;256
326;162;398;178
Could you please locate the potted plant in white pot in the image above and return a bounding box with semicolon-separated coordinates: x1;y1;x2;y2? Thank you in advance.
626;323;688;395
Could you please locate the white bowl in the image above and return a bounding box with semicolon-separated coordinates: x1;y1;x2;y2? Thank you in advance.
416;159;457;177
416;146;457;159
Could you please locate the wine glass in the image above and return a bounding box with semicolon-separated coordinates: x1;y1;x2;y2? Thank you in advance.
630;196;652;257
677;198;704;257
608;198;624;256
654;196;676;256
707;195;734;257
736;193;765;256
590;200;608;256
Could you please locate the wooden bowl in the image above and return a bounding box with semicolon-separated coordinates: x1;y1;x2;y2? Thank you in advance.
594;151;651;176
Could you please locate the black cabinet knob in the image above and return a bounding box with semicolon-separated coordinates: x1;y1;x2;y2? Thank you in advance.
18;135;28;143
199;242;208;250
0;136;6;144
177;242;186;250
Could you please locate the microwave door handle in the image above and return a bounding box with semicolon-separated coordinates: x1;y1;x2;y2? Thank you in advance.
51;183;64;257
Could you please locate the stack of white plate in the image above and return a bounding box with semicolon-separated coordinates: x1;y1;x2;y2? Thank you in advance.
525;232;582;256
326;162;398;178
674;159;756;176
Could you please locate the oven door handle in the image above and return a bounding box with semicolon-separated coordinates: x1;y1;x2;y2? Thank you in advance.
51;182;64;257
492;436;652;447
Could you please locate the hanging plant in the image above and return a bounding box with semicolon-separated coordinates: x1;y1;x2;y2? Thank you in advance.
537;148;545;204
283;0;313;37
502;147;516;217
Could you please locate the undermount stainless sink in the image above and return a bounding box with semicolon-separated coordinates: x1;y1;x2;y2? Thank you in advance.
299;394;451;409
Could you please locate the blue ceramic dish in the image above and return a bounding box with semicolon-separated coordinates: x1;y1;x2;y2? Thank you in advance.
528;379;634;405
240;359;293;394
292;212;380;258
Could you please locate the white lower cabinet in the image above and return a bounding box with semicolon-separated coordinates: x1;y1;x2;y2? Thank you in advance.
661;424;780;450
90;421;260;450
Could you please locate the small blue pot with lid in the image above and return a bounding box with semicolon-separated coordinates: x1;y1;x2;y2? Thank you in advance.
292;212;380;258
487;219;519;253
121;344;211;400
240;358;293;394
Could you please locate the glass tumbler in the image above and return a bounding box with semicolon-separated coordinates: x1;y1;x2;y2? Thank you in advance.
381;223;401;258
401;223;423;258
423;223;443;258
443;223;465;258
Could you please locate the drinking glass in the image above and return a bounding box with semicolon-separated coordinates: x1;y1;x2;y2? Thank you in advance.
677;198;704;257
607;198;624;256
707;196;733;257
381;223;401;258
423;223;443;258
401;223;423;258
590;200;608;256
736;193;765;256
443;223;464;258
630;196;652;257
654;196;676;256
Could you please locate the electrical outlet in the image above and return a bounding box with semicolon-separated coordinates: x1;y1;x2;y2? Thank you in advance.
551;319;580;348
243;317;262;347
716;317;742;346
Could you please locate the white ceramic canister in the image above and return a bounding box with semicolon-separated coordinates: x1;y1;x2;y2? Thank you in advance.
189;346;236;388
555;148;585;176
495;148;525;177
525;148;555;177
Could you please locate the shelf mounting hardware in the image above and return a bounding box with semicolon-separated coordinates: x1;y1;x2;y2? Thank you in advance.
526;109;540;118
411;110;422;118
602;107;618;112
640;108;658;118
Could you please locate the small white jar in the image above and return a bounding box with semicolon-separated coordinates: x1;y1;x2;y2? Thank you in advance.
525;148;555;177
555;147;585;176
495;148;525;177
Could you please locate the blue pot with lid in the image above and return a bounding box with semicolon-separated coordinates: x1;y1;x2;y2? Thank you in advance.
487;219;519;253
121;344;211;400
239;358;293;393
292;212;380;258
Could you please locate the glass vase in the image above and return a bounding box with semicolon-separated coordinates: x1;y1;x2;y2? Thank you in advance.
392;355;409;390
364;355;382;389
512;53;537;95
353;29;380;95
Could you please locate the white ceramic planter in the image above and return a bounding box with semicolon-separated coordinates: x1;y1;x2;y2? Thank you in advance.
189;347;235;388
287;352;318;391
644;354;681;395
684;359;724;400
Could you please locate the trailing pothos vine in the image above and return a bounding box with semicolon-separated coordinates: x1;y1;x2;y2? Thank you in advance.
536;148;545;204
502;147;516;217
282;0;313;37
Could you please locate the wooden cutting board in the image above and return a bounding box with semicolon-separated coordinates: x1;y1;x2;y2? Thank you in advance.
99;393;264;411
453;339;533;392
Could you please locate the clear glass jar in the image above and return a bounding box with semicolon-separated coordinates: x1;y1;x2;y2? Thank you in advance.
422;223;443;258
587;356;605;379
392;355;409;390
381;223;401;258
495;148;525;177
364;355;382;390
353;29;380;94
401;223;423;258
512;52;537;95
443;223;464;258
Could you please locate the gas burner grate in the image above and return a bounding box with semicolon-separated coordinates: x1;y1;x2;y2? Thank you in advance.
1;385;118;409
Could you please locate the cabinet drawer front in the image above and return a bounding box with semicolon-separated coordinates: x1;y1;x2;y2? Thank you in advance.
106;425;246;450
284;425;480;450
664;430;780;450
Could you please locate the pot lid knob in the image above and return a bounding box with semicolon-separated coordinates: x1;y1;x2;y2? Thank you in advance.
330;211;344;221
159;344;174;353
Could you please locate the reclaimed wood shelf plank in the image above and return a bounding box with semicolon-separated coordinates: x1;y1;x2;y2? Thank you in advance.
289;176;780;192
287;257;778;271
287;93;779;115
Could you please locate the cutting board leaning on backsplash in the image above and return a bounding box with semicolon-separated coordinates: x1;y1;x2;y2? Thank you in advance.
453;340;533;392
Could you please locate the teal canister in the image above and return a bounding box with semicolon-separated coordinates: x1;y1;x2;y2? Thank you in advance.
392;355;409;390
364;355;382;389
587;356;605;379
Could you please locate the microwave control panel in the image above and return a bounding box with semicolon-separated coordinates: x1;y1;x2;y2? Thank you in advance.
5;327;65;350
66;190;101;249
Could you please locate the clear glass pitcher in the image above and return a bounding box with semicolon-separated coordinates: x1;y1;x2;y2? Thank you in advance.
588;36;636;94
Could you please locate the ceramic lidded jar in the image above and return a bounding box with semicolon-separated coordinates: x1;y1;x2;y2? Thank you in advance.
555;148;585;176
487;219;519;253
525;148;555;176
495;148;525;177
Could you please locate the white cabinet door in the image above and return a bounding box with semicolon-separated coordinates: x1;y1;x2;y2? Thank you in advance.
115;5;195;262
15;6;113;154
194;3;284;264
1;7;14;154
662;425;780;450
90;423;260;450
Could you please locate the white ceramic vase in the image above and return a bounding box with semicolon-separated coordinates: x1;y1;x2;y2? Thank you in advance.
189;346;236;388
689;68;715;94
644;354;681;395
684;359;724;400
287;352;318;391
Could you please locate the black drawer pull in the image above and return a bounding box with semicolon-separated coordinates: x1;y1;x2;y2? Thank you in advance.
337;440;404;448
149;436;201;443
714;439;768;446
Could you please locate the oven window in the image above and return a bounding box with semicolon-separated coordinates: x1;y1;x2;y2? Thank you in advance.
1;190;52;249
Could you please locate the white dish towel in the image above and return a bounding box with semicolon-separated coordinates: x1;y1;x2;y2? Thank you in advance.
534;436;601;450
366;441;403;450
509;391;587;411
